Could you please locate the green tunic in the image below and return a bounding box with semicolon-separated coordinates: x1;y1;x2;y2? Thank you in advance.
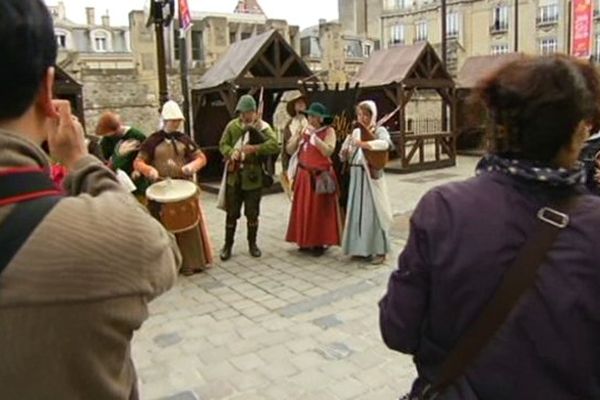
219;118;279;191
100;127;148;194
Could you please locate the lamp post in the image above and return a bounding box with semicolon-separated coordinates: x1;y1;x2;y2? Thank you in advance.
148;0;174;107
514;0;519;51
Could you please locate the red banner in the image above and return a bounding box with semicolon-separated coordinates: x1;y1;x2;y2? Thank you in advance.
179;0;193;32
571;0;594;58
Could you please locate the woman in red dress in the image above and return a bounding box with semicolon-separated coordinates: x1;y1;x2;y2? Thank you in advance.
285;102;341;256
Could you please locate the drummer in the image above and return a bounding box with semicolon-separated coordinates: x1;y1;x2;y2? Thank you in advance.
134;100;213;275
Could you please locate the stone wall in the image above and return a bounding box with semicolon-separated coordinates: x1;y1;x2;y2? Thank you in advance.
81;69;160;136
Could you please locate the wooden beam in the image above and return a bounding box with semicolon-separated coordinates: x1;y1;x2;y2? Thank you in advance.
384;87;397;105
236;77;304;90
280;54;296;77
403;78;454;88
274;38;282;72
218;89;237;116
259;55;278;77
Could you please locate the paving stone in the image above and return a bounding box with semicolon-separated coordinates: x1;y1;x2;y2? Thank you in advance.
158;390;199;400
313;314;343;330
329;377;368;399
315;342;354;361
230;353;266;371
192;380;235;400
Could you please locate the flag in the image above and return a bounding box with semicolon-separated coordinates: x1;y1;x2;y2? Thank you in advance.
179;0;193;32
571;0;594;58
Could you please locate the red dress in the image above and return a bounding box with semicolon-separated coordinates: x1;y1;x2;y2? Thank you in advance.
286;128;341;247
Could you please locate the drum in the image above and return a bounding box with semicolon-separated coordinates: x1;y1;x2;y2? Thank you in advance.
146;179;200;233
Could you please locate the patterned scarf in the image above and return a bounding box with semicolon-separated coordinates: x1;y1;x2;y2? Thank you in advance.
476;153;586;187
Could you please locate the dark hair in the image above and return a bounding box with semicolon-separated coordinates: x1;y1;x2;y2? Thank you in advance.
0;0;57;121
476;55;600;162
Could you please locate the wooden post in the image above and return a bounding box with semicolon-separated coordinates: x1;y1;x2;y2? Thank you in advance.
151;0;169;107
514;0;519;51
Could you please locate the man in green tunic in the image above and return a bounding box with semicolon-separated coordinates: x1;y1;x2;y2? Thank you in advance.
219;95;279;260
96;112;148;194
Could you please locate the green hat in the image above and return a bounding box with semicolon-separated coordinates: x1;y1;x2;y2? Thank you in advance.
303;102;331;120
236;95;257;113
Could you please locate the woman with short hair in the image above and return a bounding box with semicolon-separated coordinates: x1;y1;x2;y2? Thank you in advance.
380;55;600;399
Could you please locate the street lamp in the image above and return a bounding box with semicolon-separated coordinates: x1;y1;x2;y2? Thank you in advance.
147;0;175;107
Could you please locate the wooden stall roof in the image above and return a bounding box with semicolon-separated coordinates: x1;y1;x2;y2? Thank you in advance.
351;42;453;89
54;65;82;92
457;53;524;89
195;29;314;93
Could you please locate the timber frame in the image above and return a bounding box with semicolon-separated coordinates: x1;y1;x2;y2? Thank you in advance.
191;30;315;180
54;66;85;127
360;42;456;173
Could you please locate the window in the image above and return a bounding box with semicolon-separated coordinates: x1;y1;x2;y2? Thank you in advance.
538;4;559;24
594;33;600;61
174;29;180;60
56;33;67;48
415;21;428;42
191;30;203;61
539;37;558;54
95;37;107;52
241;32;252;40
492;5;509;32
363;43;372;57
93;31;108;52
394;0;410;9
390;24;405;45
446;12;460;38
229;32;236;44
491;44;509;55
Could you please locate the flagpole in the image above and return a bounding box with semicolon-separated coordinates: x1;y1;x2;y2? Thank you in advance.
178;0;192;135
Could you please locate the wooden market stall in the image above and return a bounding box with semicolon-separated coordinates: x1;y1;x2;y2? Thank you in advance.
348;42;457;173
191;29;315;181
54;66;85;126
456;53;523;153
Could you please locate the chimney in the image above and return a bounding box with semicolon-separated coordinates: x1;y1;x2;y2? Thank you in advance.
102;12;110;27
86;7;95;26
57;1;66;19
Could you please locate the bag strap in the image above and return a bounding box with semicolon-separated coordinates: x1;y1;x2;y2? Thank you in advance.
0;168;64;274
0;195;62;274
425;195;580;399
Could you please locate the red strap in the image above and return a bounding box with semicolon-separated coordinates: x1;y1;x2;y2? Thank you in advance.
0;168;62;207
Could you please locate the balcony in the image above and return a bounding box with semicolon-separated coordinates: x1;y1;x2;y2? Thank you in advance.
388;39;406;47
537;15;559;26
446;30;459;40
490;22;508;34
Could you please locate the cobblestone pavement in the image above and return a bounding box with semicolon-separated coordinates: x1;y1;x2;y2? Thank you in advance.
132;156;480;400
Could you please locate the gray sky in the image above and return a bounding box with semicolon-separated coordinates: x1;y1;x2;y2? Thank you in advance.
44;0;339;29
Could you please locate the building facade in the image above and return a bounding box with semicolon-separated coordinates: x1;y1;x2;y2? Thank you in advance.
340;0;600;76
48;2;134;74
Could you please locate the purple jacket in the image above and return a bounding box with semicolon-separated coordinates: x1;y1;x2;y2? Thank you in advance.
380;171;600;399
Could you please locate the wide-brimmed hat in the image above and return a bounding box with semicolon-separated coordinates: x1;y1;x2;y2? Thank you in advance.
303;102;331;120
236;94;257;113
161;100;185;121
286;93;308;117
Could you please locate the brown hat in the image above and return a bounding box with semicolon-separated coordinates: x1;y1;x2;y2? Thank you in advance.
286;93;308;117
96;112;121;136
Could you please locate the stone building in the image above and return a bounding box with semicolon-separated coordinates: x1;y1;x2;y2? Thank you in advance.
49;2;134;73
340;0;600;76
300;20;378;84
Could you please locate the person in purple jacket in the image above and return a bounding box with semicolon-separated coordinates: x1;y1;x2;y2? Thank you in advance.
380;55;600;399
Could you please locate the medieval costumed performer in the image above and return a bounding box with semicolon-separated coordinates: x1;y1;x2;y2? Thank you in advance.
218;94;279;261
96;112;148;195
281;93;308;196
285;102;341;256
134;100;213;275
339;100;393;265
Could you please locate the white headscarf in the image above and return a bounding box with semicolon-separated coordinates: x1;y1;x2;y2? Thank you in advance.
359;100;377;127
